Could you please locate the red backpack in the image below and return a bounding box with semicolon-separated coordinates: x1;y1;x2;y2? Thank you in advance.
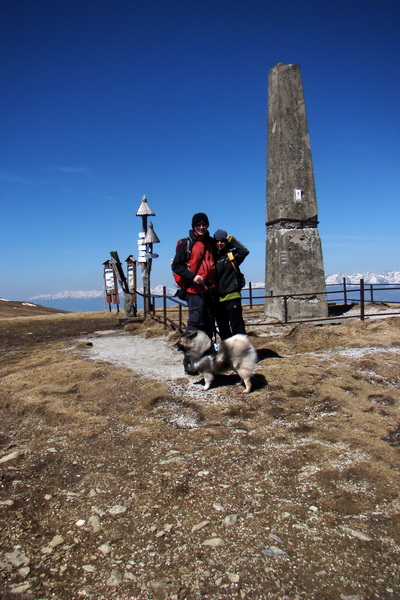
173;237;195;288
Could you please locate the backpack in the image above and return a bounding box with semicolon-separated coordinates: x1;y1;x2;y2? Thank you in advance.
227;251;246;289
173;237;195;288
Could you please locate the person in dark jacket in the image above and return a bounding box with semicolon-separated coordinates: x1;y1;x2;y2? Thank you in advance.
213;229;249;340
172;213;217;373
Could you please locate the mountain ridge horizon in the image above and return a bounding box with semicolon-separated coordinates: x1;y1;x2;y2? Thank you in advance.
27;270;400;301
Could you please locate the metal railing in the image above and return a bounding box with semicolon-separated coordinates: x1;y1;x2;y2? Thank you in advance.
133;278;400;331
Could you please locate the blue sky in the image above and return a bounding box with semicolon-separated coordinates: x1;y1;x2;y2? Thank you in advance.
1;0;399;299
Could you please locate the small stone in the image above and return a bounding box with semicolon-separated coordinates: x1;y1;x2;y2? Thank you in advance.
191;520;209;533
89;515;101;532
98;543;111;555
202;537;224;547
156;530;165;538
49;535;64;548
106;569;122;586
10;583;31;595
341;527;372;542
46;447;57;453
223;514;238;526
227;572;240;583
76;519;85;527
5;551;30;567
108;505;127;516
262;545;287;557
44;494;52;501
150;580;179;591
0;560;12;573
41;546;53;555
0;499;14;507
160;456;185;464
82;565;96;573
308;505;318;513
0;451;19;464
17;566;30;578
213;503;224;511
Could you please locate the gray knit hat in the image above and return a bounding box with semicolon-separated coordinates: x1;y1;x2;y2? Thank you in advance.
214;229;228;240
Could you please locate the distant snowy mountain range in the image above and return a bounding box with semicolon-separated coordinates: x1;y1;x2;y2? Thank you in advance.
30;290;104;301
325;271;400;285
23;271;399;312
29;271;400;303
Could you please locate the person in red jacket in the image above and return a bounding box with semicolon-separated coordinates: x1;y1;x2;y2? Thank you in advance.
172;213;217;373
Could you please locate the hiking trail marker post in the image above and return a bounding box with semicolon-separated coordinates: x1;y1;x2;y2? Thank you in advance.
108;250;137;317
136;195;160;313
103;260;120;312
124;255;138;317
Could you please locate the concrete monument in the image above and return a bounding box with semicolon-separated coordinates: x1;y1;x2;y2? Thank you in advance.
265;63;328;321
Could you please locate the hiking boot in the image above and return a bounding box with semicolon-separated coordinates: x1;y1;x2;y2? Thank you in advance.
183;357;198;376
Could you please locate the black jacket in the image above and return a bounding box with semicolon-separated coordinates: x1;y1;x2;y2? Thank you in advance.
215;236;249;296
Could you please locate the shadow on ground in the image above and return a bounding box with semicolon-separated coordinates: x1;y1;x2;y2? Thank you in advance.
193;372;268;392
257;347;282;361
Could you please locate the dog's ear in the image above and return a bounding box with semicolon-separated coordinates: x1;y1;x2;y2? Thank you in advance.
187;330;198;339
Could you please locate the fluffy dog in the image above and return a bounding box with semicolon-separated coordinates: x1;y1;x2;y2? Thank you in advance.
175;330;257;393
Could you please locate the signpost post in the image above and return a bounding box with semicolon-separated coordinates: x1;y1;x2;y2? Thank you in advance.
136;195;160;314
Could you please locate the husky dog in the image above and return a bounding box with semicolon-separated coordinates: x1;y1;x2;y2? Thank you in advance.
175;329;257;393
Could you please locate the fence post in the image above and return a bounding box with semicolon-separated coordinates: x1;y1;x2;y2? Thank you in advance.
283;296;288;323
143;293;147;317
360;278;365;321
343;277;347;305
370;284;374;303
163;286;167;327
249;282;253;309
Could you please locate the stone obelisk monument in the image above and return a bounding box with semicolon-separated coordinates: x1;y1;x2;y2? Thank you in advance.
265;63;328;321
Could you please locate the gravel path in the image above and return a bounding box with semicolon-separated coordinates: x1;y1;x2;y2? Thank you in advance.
81;331;229;403
83;332;184;382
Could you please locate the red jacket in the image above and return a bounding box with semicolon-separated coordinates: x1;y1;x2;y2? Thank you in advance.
172;231;216;294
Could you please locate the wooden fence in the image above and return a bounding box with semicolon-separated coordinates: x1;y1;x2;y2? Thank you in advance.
132;278;400;331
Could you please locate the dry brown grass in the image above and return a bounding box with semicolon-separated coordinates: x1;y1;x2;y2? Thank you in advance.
0;304;399;599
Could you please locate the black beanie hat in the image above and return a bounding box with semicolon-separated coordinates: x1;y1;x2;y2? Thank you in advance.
192;212;209;228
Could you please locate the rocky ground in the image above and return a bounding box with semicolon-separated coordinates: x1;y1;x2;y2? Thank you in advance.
0;300;399;599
